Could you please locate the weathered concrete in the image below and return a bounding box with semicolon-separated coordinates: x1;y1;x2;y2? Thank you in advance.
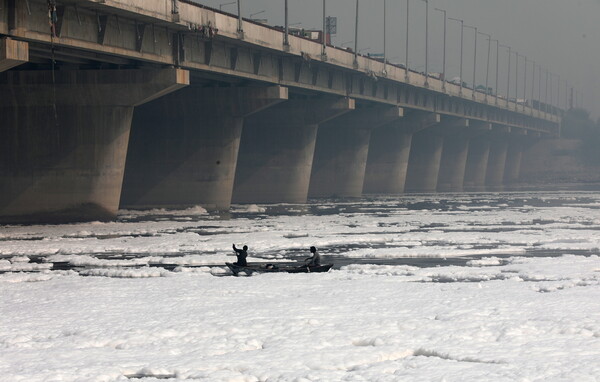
503;134;527;185
1;0;561;136
464;135;491;192
363;123;413;194
0;37;28;72
403;112;443;193
434;118;470;193
437;135;470;193
485;129;511;190
309;106;403;198
121;86;287;211
0;69;188;224
405;132;444;193
232;97;354;204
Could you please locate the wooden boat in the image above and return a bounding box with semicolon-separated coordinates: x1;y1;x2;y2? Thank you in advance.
226;262;333;276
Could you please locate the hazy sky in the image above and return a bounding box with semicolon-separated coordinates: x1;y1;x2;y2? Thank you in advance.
195;0;600;118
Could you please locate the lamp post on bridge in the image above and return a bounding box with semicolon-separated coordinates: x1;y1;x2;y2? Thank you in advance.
383;0;388;75
405;0;410;82
237;0;243;37
434;7;447;91
354;0;359;67
478;31;491;102
514;51;519;107
545;68;549;114
448;17;464;95
499;43;511;104
530;59;535;115
284;0;289;47
538;65;542;113
421;0;429;87
520;54;527;113
492;39;499;105
322;0;327;59
464;24;477;99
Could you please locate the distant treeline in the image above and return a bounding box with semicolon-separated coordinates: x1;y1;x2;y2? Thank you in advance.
561;108;600;165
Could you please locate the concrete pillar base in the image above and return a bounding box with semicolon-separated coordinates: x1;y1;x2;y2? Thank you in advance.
486;132;510;190
233;97;354;204
0;69;188;224
504;135;526;185
405;130;444;193
309;106;403;198
121;86;287;211
437;134;470;193
464;135;491;192
363;124;413;194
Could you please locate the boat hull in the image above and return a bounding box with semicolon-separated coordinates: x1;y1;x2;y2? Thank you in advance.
226;262;333;276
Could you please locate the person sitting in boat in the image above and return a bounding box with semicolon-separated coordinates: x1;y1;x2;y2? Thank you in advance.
232;244;248;266
305;246;321;266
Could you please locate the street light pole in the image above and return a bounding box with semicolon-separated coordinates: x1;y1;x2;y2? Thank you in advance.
538;65;542;111
448;17;464;95
531;59;535;112
322;0;327;58
514;51;519;106
237;0;243;36
464;25;477;98
405;0;410;82
478;32;491;102
545;68;549;114
384;0;387;75
421;0;429;87
284;0;289;47
354;0;359;67
521;55;527;112
499;44;510;103
556;74;560;112
493;39;499;104
435;8;447;91
549;72;554;112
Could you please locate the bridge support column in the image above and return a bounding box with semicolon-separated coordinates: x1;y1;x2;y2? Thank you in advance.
404;113;443;193
363;124;413;194
0;69;188;224
485;128;511;190
1;38;28;72
503;134;526;186
309;106;403;198
232;97;354;204
464;136;491;192
436;119;471;193
437;135;470;192
121;86;287;211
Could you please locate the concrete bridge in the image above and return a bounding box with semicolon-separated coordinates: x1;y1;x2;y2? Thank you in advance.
0;0;561;223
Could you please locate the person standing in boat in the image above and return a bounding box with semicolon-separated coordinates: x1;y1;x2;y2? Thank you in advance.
232;244;248;266
305;246;321;266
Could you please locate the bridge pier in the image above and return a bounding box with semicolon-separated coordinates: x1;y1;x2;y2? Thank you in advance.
503;133;527;186
485;128;511;191
404;113;443;193
121;86;287;211
363;123;413;194
0;69;188;224
309;106;403;198
464;136;491;192
436;119;471;193
232;97;354;204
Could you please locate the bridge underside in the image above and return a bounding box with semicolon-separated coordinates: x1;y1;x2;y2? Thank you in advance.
0;0;561;223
